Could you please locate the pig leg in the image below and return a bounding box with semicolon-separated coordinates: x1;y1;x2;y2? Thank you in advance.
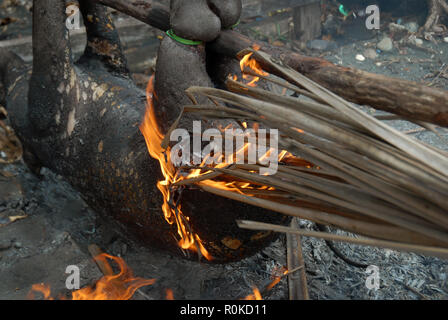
206;0;243;89
78;0;129;76
207;0;242;29
154;0;222;133
28;0;77;136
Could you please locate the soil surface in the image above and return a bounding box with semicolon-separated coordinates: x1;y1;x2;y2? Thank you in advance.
1;0;447;300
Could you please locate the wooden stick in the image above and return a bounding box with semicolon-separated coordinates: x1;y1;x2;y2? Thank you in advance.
95;0;170;31
199;183;448;247
237;220;448;260
241;49;448;177
88;244;114;276
287;218;309;300
203;164;448;244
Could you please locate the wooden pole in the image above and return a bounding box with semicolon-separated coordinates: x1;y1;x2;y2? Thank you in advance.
286;218;309;300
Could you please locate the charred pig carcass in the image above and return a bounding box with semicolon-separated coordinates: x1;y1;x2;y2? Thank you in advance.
0;0;287;262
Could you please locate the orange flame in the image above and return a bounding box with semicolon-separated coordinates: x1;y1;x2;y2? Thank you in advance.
179;122;292;196
267;266;289;291
252;44;261;51
139;76;212;261
244;287;263;300
139;72;307;259
242;266;288;300
166;289;175;300
28;283;53;300
28;254;155;300
239;52;268;87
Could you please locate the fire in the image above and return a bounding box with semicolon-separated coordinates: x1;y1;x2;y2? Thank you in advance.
28;283;53;300
139;76;212;261
239;52;269;87
139;57;306;259
170;122;294;198
242;266;289;300
265;267;288;292
244;287;263;300
166;289;175;300
28;254;155;300
181;127;283;196
139;76;274;259
252;44;261;51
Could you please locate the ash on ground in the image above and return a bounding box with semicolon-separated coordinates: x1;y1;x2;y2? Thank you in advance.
1;161;447;300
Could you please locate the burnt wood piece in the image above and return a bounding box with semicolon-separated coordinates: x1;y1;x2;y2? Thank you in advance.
94;0;448;127
1;0;288;263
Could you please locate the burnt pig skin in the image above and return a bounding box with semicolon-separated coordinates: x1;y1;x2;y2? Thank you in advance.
1;0;288;262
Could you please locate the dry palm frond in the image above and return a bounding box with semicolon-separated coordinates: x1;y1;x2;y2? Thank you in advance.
172;49;448;258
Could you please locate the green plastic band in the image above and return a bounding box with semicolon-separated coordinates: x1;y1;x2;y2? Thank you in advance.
166;29;203;45
229;20;240;29
339;4;349;16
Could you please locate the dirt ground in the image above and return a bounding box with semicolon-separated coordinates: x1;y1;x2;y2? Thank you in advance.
1;1;448;300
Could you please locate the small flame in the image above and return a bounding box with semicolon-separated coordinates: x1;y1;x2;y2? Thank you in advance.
29;254;155;300
244;287;263;300
140;76;212;261
252;44;261;51
166;289;175;300
140;71;308;259
179;128;296;197
263;267;290;293
28;284;53;300
267;266;290;291
242;266;288;300
239;52;268;87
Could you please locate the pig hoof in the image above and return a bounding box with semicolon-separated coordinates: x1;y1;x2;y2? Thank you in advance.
170;0;221;42
207;0;242;29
